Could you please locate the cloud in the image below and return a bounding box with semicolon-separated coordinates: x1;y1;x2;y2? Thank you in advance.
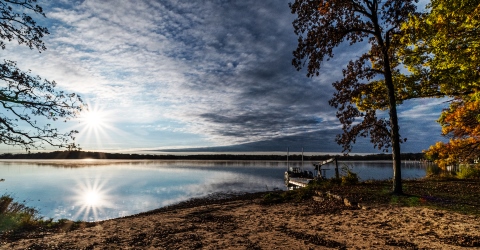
0;0;442;152
45;0;340;143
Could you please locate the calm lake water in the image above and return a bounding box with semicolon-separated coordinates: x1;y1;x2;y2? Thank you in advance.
0;159;427;221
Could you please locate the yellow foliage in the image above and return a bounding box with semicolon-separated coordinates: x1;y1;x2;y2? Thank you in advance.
425;95;480;169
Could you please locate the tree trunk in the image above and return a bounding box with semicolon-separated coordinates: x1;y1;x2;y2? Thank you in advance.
389;93;403;195
383;54;403;195
372;0;403;194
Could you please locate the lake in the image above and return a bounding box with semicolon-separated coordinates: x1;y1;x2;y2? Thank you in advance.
0;159;428;221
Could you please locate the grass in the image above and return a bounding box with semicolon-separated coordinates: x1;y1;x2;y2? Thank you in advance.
264;178;480;215
457;164;480;179
0;195;94;236
0;195;39;232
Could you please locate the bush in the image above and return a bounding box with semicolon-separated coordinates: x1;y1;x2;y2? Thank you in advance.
0;195;40;232
341;165;359;185
425;164;457;179
426;164;441;176
457;164;480;179
262;192;284;204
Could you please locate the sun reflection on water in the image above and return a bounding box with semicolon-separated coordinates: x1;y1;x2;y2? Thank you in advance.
71;176;114;222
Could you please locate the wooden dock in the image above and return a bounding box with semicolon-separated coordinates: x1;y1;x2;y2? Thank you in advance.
287;178;313;188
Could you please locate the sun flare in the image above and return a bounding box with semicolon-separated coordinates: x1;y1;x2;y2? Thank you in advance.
84;190;101;206
72;177;114;221
82;110;105;129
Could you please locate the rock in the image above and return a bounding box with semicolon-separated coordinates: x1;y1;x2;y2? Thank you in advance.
326;191;343;201
357;203;369;210
313;196;324;202
343;198;358;207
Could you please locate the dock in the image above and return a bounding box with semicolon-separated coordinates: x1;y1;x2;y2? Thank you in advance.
285;156;339;189
287;178;313;188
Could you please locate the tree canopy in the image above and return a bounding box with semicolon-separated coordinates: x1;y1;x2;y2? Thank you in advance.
400;0;480;97
400;0;480;167
0;0;84;151
425;94;480;168
290;0;419;194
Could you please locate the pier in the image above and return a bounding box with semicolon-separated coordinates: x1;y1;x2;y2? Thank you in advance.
287;178;313;188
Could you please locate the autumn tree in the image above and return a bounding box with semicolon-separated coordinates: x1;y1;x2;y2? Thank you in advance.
0;0;84;151
400;0;480;167
425;94;480;168
290;0;419;194
400;0;480;97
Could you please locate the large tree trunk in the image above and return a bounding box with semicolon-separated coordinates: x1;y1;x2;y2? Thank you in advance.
373;0;403;194
389;93;403;194
383;55;403;195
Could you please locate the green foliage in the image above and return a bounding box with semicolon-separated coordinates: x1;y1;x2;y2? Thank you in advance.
264;179;480;215
0;195;40;232
400;0;480;96
425;164;458;179
340;165;359;185
262;192;284;204
401;0;480;170
457;165;480;179
290;0;420;194
426;164;442;176
0;195;92;234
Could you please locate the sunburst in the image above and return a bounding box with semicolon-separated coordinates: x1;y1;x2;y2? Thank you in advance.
81;110;106;130
74;103;115;149
71;175;115;221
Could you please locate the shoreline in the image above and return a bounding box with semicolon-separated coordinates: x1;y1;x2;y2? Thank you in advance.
2;189;480;249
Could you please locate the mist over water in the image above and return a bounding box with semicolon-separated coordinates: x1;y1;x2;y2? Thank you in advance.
0;159;427;221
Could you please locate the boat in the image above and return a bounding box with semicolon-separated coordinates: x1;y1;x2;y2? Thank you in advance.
284;148;314;188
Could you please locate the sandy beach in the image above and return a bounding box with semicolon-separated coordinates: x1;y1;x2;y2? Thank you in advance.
1;191;479;249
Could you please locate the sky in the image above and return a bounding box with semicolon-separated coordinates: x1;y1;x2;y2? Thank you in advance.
1;0;446;154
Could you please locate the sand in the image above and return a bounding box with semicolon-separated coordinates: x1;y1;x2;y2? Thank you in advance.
1;193;480;249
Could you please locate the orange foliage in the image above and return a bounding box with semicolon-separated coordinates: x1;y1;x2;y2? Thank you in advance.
425;95;480;169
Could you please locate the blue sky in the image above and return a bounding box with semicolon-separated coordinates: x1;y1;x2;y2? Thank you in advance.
1;0;447;154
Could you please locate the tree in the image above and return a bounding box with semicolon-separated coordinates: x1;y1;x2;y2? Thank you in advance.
290;0;419;194
400;0;480;97
0;0;84;151
400;0;480;166
425;94;480;168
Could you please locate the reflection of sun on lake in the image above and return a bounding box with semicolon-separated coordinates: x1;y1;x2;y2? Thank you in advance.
84;190;101;206
72;177;114;221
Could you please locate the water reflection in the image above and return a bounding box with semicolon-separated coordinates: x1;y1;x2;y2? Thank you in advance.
0;160;428;222
71;177;114;221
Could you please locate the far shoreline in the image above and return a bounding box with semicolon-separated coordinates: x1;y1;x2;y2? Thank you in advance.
0;150;426;161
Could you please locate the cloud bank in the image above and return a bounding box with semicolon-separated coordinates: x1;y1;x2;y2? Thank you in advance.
1;0;447;153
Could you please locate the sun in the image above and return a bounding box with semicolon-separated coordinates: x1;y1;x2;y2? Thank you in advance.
81;110;106;129
72;102;127;150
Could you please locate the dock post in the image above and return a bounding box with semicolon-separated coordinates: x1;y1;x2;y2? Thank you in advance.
287;147;289;171
335;158;339;180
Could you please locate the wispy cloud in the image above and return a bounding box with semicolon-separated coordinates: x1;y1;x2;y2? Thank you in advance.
0;0;442;153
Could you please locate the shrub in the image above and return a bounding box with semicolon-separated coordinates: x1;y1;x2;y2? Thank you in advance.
457;164;480;179
425;164;457;179
0;195;40;232
426;164;441;176
262;192;283;204
340;165;359;185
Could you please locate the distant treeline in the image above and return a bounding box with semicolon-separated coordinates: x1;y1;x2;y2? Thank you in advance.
0;151;425;161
